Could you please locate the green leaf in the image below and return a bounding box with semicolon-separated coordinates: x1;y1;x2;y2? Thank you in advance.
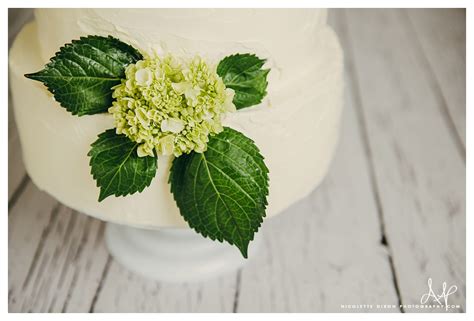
217;53;270;109
25;35;142;116
169;127;269;258
88;129;157;202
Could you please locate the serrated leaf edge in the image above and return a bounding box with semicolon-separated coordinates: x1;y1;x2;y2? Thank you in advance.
169;127;269;258
88;129;156;201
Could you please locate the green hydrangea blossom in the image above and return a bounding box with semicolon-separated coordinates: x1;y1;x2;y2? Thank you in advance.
109;55;236;157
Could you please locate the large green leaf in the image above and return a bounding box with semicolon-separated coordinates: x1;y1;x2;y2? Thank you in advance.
89;129;157;201
217;53;270;109
169;127;269;257
25;35;142;116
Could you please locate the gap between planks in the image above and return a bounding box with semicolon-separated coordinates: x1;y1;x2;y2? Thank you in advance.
339;8;465;311
9;184;111;312
88;255;113;313
336;8;404;312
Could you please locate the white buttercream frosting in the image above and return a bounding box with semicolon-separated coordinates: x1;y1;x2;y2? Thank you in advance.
9;9;343;228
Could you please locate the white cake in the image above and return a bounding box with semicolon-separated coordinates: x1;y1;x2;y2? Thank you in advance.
9;9;343;228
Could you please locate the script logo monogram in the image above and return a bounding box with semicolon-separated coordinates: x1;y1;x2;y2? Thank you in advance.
420;278;457;311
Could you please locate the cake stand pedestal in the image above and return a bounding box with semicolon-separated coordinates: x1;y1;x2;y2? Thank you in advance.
105;223;262;283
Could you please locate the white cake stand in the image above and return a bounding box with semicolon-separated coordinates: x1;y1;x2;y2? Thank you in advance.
104;223;263;283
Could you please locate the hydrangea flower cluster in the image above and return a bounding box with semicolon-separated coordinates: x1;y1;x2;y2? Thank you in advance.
109;55;236;157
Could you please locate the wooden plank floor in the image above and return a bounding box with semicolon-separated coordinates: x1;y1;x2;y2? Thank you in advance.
8;9;466;313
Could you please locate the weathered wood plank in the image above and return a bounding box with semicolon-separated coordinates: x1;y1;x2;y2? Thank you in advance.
92;260;238;312
406;9;466;150
8;183;110;312
341;9;465;312
9;183;57;312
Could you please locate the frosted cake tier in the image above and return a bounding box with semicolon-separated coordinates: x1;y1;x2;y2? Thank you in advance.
9;9;343;228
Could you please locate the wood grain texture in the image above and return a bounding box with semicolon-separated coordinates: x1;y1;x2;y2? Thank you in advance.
92;264;238;312
9;183;110;312
9;183;57;311
8;9;466;313
406;9;466;151
338;9;465;312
